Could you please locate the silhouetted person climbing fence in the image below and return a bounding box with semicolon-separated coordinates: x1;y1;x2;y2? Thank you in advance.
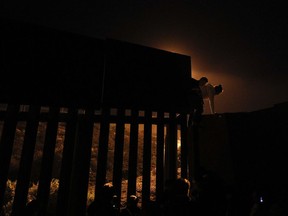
187;77;208;127
200;82;223;114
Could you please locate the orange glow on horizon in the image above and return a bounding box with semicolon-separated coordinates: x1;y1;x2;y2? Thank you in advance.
153;41;191;56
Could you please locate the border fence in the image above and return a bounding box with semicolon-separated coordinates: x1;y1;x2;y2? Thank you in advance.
0;19;196;215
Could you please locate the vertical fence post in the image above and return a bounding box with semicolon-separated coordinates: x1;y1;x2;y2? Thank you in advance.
142;110;152;209
164;112;178;182
67;108;94;216
0;104;20;210
127;109;139;198
12;104;41;216
37;106;60;215
56;107;78;216
187;124;200;184
155;111;165;203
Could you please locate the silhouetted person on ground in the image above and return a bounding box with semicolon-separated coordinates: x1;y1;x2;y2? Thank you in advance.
196;169;229;216
187;77;208;127
200;83;223;114
120;195;142;216
161;179;176;209
162;177;201;216
249;189;270;216
267;189;288;216
87;183;119;216
24;199;39;216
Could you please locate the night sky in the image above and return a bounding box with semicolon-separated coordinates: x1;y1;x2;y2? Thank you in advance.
1;0;288;113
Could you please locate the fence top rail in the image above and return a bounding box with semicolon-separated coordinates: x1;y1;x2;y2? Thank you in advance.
0;103;189;125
